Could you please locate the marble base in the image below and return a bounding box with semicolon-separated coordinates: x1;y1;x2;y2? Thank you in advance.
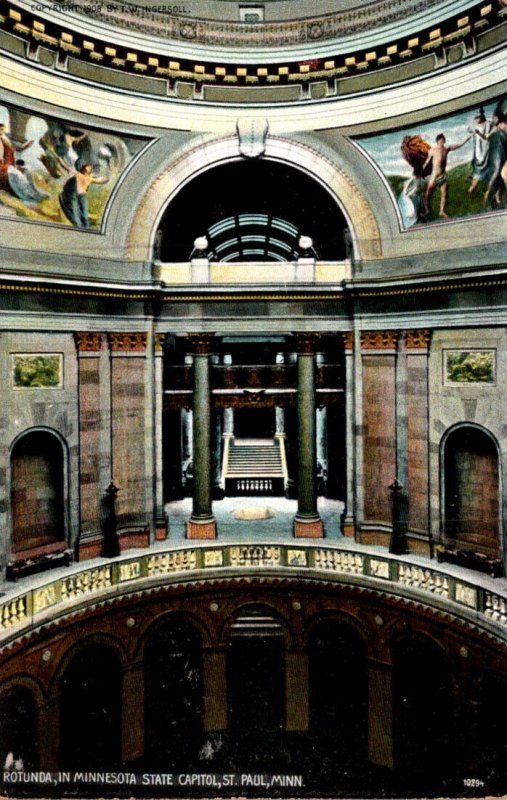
294;516;324;538
187;518;217;539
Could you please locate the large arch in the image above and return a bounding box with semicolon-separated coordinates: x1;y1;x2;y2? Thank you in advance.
126;136;382;264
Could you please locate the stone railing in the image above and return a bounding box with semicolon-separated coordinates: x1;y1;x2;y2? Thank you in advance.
0;543;506;643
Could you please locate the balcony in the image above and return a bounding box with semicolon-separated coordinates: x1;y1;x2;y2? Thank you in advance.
154;260;351;286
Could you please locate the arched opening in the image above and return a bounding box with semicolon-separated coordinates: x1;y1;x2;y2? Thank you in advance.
156;160;349;262
144;617;203;770
10;430;65;555
226;605;286;770
469;671;507;790
393;634;455;790
0;687;38;770
60;644;122;770
443;425;501;558
308;619;368;771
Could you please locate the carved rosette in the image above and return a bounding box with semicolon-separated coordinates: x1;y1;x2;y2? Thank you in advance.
74;332;103;352
187;333;216;356
404;329;431;349
360;331;399;350
108;333;148;352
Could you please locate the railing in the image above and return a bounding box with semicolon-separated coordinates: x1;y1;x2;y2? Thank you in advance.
225;477;284;495
0;543;506;643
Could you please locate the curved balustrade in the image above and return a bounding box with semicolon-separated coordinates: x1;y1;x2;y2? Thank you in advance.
0;542;505;645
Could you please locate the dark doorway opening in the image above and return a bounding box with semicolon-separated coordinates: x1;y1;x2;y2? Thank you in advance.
60;645;121;770
234;408;275;439
144;618;203;770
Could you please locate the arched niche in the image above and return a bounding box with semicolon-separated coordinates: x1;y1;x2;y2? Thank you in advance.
10;429;66;556
126;137;382;264
442;424;501;559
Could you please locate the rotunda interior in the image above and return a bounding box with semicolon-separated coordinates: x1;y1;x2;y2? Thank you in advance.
0;0;506;797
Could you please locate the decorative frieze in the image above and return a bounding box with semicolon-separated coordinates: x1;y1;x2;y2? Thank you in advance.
33;584;57;613
404;329;431;349
74;332;103;352
454;582;477;609
108;333;148;352
154;333;166;353
361;331;399;350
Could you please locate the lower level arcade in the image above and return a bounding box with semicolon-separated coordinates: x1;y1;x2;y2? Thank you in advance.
0;578;505;798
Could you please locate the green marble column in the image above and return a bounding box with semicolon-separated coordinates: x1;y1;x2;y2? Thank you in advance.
187;335;217;539
294;335;324;537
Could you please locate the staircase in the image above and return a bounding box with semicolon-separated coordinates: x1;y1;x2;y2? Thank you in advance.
224;439;286;496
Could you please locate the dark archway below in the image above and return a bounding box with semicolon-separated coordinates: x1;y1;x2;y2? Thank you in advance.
157;160;349;262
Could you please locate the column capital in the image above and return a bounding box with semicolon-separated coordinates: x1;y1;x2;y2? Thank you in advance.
187;333;216;355
154;332;166;353
292;333;321;355
74;332;104;352
107;332;148;352
361;330;399;350
404;329;431;349
342;332;354;351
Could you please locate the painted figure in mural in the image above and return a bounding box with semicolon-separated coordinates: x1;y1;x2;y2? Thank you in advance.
399;136;431;225
423;132;472;217
59;162;110;228
0;123;33;192
7;159;50;205
398;169;427;227
474;106;507;206
467;108;493;194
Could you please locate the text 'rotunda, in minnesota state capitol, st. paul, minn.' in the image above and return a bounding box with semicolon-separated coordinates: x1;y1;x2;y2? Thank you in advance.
0;0;507;797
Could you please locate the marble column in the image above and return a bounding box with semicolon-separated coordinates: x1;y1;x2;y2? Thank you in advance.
294;335;324;537
342;332;356;536
154;334;166;539
187;334;217;539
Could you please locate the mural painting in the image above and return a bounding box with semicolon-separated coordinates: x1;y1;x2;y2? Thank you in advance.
354;97;507;227
0;103;148;230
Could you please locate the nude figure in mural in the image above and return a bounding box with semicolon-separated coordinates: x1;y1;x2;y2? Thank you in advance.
59;162;109;228
423;132;471;218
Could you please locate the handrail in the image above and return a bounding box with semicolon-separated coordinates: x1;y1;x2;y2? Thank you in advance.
0;542;505;645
